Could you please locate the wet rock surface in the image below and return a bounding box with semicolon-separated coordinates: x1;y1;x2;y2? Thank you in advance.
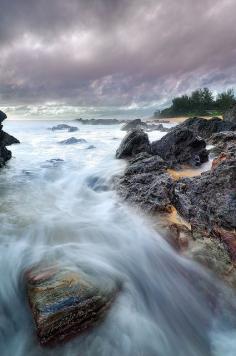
116;129;151;159
26;264;119;346
0;110;20;167
151;127;208;166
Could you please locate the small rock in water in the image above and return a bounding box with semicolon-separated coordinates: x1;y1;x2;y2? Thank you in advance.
26;264;119;346
59;137;87;145
86;145;96;149
51;124;79;132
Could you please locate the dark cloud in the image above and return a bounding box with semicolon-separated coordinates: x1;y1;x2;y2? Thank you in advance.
0;0;236;107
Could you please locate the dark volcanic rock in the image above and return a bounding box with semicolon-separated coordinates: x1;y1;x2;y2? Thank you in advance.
59;137;87;145
173;117;236;140
116;129;151;159
0;130;20;146
151;128;208;166
117;171;173;213
209;131;236;157
0;110;7;123
124;154;168;175
121;119;146;131
145;123;170;132
26;265;118;346
76;118;120;125
223;105;236;123
172;157;236;258
0;110;20;167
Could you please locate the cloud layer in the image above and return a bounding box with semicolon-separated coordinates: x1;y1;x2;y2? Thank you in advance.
1;0;236;107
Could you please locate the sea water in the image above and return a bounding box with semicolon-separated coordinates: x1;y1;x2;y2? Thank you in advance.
0;119;236;356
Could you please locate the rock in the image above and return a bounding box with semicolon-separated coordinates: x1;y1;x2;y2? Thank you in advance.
145;123;170;132
68;126;79;132
209;131;236;156
59;137;87;145
124;154;168;176
0;131;20;146
173;117;236;140
121;119;146;131
51;124;79;132
223;105;236;123
0;110;7;123
26;264;119;346
76;118;120;125
172;156;236;258
116;129;151;159
151;128;208;166
86;145;96;149
165;223;191;251
116;170;173;213
0;110;20;167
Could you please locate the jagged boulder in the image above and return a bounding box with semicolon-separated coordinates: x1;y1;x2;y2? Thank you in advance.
26;264;119;346
223;105;236;124
151;128;208;166
0;110;20;167
116;170;173;213
116;129;151;159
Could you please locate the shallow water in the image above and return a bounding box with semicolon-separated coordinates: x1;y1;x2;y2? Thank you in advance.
0;120;236;356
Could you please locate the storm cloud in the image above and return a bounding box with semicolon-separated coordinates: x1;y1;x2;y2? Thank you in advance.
1;0;236;107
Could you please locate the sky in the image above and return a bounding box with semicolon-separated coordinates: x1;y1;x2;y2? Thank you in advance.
1;0;236;116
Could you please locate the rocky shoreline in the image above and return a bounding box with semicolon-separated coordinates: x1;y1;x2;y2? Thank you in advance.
115;111;236;288
0;110;20;167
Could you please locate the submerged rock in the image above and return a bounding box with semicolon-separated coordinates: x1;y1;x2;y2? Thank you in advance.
116;129;151;159
59;137;87;145
151;128;208;166
26;265;119;346
51;124;79;132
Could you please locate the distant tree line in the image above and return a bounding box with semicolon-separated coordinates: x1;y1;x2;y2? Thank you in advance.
155;88;236;118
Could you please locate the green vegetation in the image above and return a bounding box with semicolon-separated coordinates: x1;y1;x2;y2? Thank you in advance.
155;88;236;118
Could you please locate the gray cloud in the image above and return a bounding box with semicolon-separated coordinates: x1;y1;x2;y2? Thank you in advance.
0;0;236;108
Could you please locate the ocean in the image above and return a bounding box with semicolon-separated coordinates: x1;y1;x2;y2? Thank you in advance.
0;119;236;356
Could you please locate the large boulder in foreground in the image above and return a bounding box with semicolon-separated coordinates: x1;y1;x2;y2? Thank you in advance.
151;128;208;166
116;129;151;159
223;105;236;123
173;117;236;140
26;265;119;346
